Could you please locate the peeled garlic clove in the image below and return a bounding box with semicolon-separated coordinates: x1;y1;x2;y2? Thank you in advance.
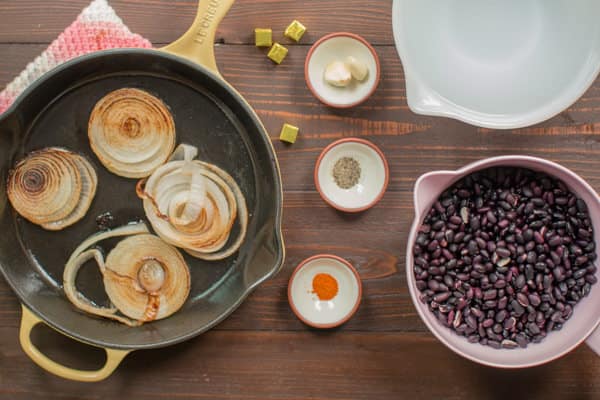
324;61;352;87
345;56;369;81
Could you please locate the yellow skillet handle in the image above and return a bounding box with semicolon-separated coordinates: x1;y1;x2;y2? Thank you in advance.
161;0;236;76
19;306;130;382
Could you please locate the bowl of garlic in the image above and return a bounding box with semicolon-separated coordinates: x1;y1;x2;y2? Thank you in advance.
305;32;380;108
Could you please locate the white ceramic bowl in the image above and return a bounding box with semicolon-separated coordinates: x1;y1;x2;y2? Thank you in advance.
392;0;600;129
288;255;362;328
314;138;389;212
305;32;380;108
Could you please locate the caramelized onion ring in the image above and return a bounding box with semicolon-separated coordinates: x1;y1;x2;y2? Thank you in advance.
7;147;97;230
138;144;248;260
103;234;190;322
88;88;176;178
63;223;190;326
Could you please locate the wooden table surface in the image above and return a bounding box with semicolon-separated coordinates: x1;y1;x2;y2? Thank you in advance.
1;1;600;399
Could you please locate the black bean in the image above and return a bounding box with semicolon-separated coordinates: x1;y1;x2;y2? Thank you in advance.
443;275;454;288
427;240;439;252
484;300;498;309
543;275;553;289
519;272;529;287
494;279;507;289
531;198;544;207
554;196;568;205
503;317;516;330
476;237;487;249
528;293;541;307
428;280;441;292
548;236;562;247
534;262;547;271
458;189;470;198
501;339;518;349
449;215;462;225
468;335;480;343
495;310;507;323
511;300;525;316
496;247;511;258
433;292;451;302
578;228;591;239
497;296;508;310
527;322;541;335
576;199;588;212
486;210;497;224
551;311;563;322
553;267;566;282
515;334;529;348
488;340;501;349
517;293;530;307
466;315;478;329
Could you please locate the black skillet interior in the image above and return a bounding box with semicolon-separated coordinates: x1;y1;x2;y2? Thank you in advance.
0;49;284;350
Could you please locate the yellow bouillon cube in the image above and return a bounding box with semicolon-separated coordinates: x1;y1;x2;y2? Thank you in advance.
279;123;299;143
268;43;289;64
255;28;273;47
284;20;306;42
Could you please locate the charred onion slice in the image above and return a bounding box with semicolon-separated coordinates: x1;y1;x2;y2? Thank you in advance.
138;144;248;261
64;222;149;326
7;147;97;230
63;223;190;326
88;88;176;178
103;234;190;322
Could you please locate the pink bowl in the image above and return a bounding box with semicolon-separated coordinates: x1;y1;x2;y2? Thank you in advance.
407;155;600;368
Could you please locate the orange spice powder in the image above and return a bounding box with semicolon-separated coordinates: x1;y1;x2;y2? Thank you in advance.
312;273;339;301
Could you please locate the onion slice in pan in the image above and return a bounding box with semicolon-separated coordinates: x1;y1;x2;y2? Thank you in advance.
88;88;176;178
137;144;248;260
63;223;191;326
7;147;97;231
103;234;190;323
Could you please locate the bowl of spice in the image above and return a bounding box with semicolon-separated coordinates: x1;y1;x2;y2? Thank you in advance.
305;32;380;108
315;138;389;212
408;155;600;368
288;254;362;328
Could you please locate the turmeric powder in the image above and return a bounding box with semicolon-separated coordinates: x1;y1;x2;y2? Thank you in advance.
312;273;339;300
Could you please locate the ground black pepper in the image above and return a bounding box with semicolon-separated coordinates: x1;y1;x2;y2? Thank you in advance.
333;157;361;189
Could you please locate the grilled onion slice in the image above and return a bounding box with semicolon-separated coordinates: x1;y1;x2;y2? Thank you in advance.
137;144;248;261
88;88;176;178
103;234;190;322
63;223;191;326
7;147;97;230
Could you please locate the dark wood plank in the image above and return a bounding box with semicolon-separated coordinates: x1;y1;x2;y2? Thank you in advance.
0;329;599;400
0;0;393;45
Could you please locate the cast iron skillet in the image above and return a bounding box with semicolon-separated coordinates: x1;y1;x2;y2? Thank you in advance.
0;0;284;381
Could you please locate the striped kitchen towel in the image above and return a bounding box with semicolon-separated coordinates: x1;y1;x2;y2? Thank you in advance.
0;0;152;115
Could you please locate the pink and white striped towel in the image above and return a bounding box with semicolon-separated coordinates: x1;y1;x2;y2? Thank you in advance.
0;0;152;115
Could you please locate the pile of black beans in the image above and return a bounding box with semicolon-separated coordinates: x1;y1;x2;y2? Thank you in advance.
413;167;598;349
